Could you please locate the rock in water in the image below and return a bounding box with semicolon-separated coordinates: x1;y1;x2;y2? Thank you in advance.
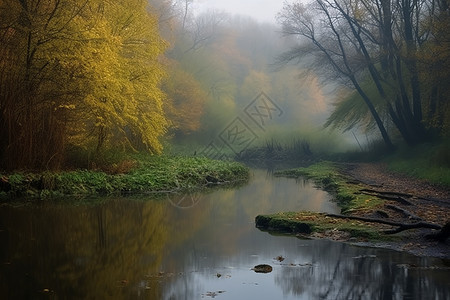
252;264;273;273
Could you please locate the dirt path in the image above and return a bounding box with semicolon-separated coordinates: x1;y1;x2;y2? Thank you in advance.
340;163;449;258
344;163;450;201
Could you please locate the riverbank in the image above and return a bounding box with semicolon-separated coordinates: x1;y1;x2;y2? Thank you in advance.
256;161;449;259
0;156;249;200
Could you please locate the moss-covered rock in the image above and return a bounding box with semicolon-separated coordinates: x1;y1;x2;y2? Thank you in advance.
255;213;312;234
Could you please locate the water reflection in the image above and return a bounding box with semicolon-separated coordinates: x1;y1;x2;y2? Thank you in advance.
0;199;170;299
0;169;448;299
163;232;449;300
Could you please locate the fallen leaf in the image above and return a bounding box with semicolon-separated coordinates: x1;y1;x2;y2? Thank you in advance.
275;255;285;262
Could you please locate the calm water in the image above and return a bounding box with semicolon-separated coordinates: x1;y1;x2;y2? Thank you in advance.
0;169;448;299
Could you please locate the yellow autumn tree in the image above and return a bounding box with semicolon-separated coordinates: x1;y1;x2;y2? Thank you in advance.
66;0;168;154
0;0;168;170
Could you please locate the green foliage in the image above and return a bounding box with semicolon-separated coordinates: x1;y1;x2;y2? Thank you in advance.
325;75;396;134
131;155;248;190
275;161;339;179
265;128;352;154
325;88;372;132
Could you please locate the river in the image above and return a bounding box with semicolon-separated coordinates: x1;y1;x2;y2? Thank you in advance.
0;169;448;299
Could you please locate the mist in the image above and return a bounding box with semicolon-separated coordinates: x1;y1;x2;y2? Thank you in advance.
157;2;355;159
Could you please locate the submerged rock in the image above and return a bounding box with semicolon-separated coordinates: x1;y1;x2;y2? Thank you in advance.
252;264;273;273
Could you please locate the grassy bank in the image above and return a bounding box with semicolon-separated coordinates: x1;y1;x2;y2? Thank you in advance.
0;156;249;200
275;162;383;213
255;162;387;241
255;212;383;241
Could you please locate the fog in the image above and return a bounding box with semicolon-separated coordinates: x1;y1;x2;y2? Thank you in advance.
155;0;356;159
194;0;286;24
3;0;445;169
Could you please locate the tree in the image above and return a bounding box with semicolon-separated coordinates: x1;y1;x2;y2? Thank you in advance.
278;0;450;147
278;1;395;149
73;0;168;155
0;0;92;169
0;0;168;170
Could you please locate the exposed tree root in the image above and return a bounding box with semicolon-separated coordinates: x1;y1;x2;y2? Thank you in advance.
359;188;413;199
383;223;443;234
417;196;450;206
384;204;422;221
375;210;389;218
325;213;442;235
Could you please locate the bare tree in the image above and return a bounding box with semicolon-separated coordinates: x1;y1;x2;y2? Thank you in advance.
182;11;227;53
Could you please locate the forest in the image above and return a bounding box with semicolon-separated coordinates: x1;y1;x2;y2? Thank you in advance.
0;0;449;172
0;1;449;298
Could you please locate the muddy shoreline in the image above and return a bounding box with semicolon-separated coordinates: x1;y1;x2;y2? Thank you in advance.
343;163;449;259
256;162;450;259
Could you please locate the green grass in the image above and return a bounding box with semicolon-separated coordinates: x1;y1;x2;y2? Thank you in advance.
0;155;249;200
384;142;450;187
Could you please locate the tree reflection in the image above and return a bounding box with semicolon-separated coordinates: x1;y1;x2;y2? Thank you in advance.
273;241;449;299
0;199;171;299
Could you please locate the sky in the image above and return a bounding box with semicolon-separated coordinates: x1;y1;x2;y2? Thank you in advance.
194;0;286;24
